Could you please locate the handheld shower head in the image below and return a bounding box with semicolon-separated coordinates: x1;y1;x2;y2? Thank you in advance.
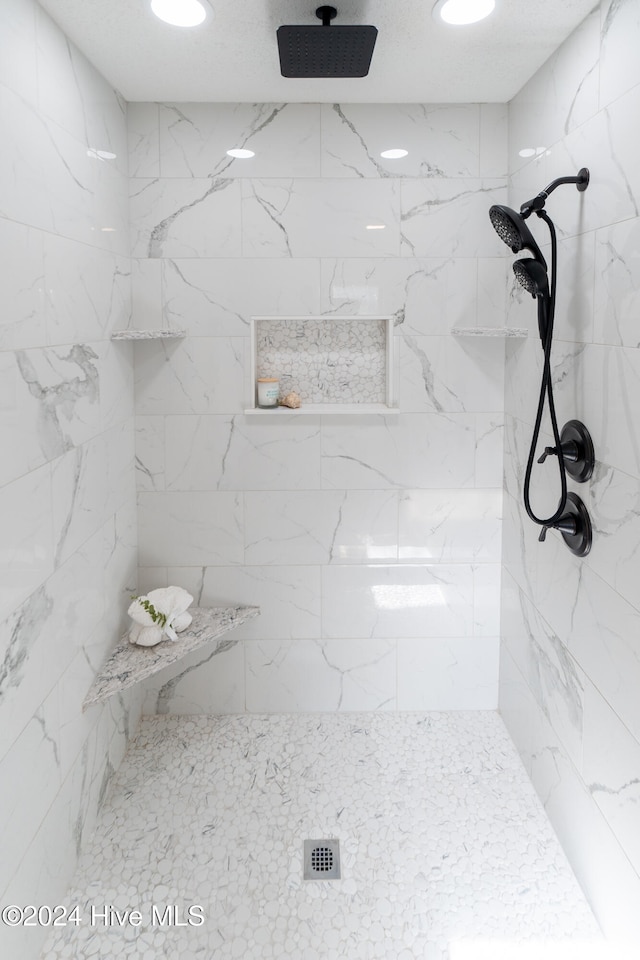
513;257;550;346
513;258;549;299
489;205;547;270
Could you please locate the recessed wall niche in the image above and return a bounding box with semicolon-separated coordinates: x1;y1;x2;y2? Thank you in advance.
247;315;396;414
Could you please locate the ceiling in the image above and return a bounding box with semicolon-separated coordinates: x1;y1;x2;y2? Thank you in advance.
38;0;597;104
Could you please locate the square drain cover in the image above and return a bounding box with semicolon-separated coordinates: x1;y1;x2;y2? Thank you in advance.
303;838;341;880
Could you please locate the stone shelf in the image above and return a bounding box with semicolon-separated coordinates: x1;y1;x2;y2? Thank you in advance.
244;403;399;416
83;605;260;710
451;326;528;338
111;329;186;340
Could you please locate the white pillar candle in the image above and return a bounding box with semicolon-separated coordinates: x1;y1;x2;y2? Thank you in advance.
257;377;279;408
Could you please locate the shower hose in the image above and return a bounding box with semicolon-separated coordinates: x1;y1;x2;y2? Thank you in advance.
522;210;568;536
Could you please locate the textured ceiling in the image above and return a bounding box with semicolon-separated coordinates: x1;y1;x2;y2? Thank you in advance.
38;0;597;103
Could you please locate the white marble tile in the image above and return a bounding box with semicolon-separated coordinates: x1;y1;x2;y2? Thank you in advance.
0;464;54;623
474;413;505;488
137;491;244;567
0;0;37;104
35;6;128;169
0;352;47;487
130;177;242;258
127;102;160;178
399;489;502;562
587;460;640;614
0;218;45;350
594;218;640;347
329;489;399;563
559;562;640;746
99;340;134;431
320;103;480;179
321;413;476;489
51;439;109;568
244;490;399;566
103;420;135;518
473;563;502;638
476;257;511;330
600;0;640;109
12;344;102;465
398;333;505;412
518;685;640;942
242;178;400;258
397;636;499;710
142;640;245;716
0;525;105;764
246;638;396;712
553;230;596;344
321;257;478;334
501;578;585;769
577;343;640;480
134;337;245;415
321;564;474;639
158;102;321;178
0;692;61;885
169;564;322;640
163;258;321;336
583;679;640;877
0;84;57;234
479;103;508;178
400;179;507;258
508;7;600;175
135;415;165;492
130;257;162;330
165;415;321;491
544;91;640;240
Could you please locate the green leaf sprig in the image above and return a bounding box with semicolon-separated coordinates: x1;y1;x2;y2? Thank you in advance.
131;595;167;627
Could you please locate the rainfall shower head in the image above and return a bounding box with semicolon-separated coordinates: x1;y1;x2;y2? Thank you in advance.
513;258;549;299
277;6;378;78
489;204;547;269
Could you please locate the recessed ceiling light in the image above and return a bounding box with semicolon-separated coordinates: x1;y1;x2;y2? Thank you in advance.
87;148;117;160
150;0;207;27
433;0;495;26
380;148;408;159
226;148;255;159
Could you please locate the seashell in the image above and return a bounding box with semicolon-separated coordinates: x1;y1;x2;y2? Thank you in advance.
279;391;301;409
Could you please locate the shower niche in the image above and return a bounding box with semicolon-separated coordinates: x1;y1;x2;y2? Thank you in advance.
246;315;397;415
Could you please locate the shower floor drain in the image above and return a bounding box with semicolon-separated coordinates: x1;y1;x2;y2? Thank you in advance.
303;838;341;880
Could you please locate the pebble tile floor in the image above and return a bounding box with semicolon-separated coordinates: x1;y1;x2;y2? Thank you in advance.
41;712;601;959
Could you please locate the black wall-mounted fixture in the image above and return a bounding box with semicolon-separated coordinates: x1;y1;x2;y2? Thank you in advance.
277;6;378;78
489;171;594;557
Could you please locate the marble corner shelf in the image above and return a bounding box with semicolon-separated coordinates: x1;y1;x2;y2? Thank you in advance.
83;605;259;710
111;329;187;340
451;326;528;338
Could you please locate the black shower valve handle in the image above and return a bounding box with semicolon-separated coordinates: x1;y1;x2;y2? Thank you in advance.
538;515;578;543
537;440;579;465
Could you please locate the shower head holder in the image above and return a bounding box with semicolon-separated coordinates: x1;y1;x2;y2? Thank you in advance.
520;168;590;220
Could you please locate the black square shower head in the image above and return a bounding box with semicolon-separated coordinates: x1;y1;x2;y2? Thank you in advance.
277;6;378;78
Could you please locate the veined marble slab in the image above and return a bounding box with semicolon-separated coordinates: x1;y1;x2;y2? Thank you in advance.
451;326;528;338
82;605;259;709
111;329;186;340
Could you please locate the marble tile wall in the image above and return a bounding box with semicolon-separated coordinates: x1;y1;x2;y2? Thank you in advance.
0;2;139;958
130;101;509;715
501;0;640;940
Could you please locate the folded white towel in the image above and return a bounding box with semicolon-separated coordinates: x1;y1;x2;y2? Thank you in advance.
128;585;194;646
